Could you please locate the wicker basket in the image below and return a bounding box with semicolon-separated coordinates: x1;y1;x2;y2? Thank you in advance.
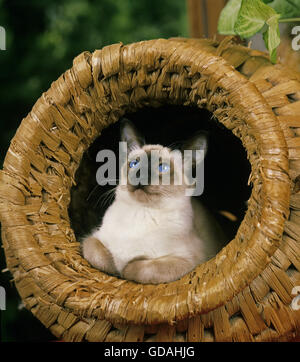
1;37;300;342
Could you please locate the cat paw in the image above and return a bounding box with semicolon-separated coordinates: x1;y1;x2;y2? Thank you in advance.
81;236;118;275
122;255;194;284
122;257;151;283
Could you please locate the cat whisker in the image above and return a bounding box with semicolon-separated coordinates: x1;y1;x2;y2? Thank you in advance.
86;184;100;201
95;190;113;208
107;190;116;205
86;179;119;203
167;141;182;150
95;187;117;209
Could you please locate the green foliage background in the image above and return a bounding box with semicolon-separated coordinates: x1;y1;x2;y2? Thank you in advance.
0;0;188;341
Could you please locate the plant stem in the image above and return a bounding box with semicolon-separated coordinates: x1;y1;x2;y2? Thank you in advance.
279;18;300;23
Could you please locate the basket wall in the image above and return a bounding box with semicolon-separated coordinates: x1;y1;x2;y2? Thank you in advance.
0;38;299;341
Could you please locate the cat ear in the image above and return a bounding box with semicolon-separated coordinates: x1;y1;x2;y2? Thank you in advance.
182;131;208;165
120;118;145;152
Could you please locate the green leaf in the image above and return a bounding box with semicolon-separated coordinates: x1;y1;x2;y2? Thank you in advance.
263;14;281;63
234;0;279;38
262;0;300;19
232;0;282;63
218;0;242;35
217;0;283;63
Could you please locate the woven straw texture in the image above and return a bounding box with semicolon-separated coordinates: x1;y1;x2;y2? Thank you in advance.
0;37;300;342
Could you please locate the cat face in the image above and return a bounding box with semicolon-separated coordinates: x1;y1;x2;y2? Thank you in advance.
122;144;185;203
118;118;207;203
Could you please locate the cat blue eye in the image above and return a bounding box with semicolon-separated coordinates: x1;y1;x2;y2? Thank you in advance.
129;160;139;168
159;163;170;173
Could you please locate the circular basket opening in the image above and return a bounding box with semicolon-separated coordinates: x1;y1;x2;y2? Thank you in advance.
69;105;251;245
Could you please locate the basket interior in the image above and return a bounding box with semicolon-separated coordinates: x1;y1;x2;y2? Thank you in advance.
69;105;251;249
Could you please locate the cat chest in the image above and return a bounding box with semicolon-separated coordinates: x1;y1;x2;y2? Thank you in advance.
102;206;186;238
98;209;185;255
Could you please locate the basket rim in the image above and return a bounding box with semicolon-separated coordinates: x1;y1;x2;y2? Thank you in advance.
0;38;291;325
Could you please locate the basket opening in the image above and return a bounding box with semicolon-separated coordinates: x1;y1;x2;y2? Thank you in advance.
69;105;251;251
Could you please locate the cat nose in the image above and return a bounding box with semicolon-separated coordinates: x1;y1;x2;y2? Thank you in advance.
135;170;145;187
131;170;144;189
135;168;151;186
128;165;151;189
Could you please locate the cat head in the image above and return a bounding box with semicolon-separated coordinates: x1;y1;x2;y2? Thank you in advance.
118;118;208;204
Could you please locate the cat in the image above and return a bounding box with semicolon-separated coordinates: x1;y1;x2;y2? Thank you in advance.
81;118;225;284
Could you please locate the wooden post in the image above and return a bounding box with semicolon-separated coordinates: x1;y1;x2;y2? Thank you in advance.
187;0;207;38
186;0;227;39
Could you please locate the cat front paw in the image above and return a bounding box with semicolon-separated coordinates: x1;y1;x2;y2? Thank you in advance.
122;257;152;283
81;236;118;276
122;255;194;284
